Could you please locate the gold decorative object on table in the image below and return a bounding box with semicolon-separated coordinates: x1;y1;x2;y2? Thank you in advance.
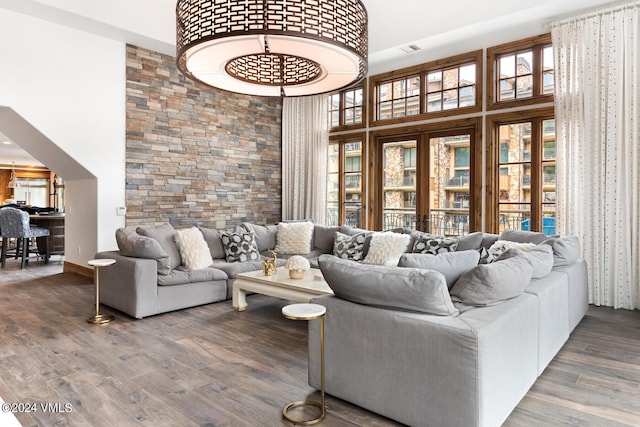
285;255;310;280
261;250;278;276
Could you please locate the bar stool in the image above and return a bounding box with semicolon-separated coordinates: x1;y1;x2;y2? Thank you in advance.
0;207;49;269
282;303;326;425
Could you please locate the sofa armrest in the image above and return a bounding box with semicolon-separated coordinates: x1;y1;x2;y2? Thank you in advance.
96;251;159;319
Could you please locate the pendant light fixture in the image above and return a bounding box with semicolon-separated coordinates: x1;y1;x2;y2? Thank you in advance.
176;0;368;97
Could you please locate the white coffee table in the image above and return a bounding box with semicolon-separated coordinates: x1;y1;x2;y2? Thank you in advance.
232;267;332;311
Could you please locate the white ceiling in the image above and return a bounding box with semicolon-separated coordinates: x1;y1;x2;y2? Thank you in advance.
0;0;622;164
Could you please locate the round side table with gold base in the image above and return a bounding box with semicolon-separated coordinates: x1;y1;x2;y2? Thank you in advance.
87;259;115;324
282;303;326;425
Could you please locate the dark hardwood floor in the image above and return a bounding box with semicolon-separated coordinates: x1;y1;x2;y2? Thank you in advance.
0;262;639;426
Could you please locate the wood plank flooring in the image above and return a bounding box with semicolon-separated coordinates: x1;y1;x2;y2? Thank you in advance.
0;265;639;426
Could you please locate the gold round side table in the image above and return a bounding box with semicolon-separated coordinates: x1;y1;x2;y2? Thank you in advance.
282;303;326;425
87;258;115;324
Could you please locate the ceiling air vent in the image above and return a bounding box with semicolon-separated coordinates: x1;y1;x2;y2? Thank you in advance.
400;44;421;53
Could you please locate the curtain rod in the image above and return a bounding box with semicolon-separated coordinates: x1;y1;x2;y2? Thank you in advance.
548;0;639;27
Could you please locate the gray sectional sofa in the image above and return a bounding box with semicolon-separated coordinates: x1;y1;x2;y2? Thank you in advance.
95;222;340;318
94;220;587;426
308;233;587;427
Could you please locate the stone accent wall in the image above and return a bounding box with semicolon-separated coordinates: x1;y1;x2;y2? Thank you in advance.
125;45;282;229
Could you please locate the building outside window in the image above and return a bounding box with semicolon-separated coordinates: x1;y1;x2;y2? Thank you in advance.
326;138;364;228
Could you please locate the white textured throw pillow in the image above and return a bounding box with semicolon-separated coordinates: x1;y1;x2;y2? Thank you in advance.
486;240;536;262
174;227;213;270
275;221;314;254
363;232;411;266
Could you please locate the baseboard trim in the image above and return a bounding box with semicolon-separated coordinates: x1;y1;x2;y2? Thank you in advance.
64;261;93;280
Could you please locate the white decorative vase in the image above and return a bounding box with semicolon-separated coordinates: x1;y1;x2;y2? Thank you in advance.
289;269;305;279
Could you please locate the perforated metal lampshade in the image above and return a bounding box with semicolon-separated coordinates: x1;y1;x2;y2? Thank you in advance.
176;0;368;97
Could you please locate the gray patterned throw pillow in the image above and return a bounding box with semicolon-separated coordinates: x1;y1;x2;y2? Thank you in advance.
333;231;367;262
220;230;260;263
412;235;459;254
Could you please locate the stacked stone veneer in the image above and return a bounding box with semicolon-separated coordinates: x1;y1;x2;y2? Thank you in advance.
125;45;282;229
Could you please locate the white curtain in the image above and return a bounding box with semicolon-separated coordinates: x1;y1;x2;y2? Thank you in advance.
281;95;329;223
552;1;640;309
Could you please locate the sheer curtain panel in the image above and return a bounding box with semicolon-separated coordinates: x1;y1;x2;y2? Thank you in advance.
552;1;640;309
282;95;329;223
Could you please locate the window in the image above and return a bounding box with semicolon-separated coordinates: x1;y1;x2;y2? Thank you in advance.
426;63;476;112
327;85;365;129
326;136;365;228
454;147;470;168
488;34;553;108
487;108;556;235
370;50;482;123
376;76;420;120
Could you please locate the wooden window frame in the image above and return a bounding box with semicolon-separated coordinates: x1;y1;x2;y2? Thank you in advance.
368;118;482;231
485;107;555;233
327;83;367;132
368;50;483;126
487;34;553;110
328;132;367;228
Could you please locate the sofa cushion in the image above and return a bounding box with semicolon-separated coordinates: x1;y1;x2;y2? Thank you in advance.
241;223;278;252
496;244;554;279
543;236;581;266
136;223;181;270
339;225;374;256
450;252;534;306
363;232;411;266
399;250;480;288
333;231;367;262
318;255;458;316
198;226;226;259
456;232;483;251
275;221;314;254
210;259;267;279
220;230;261;263
313;225;340;253
115;228;171;275
174;227;213;270
499;229;548;244
157;266;228;286
412;233;459;254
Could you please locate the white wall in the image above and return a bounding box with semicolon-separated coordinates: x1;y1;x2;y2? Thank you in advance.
0;8;126;266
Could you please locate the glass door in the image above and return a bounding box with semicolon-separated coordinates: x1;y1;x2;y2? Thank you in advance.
379;130;474;235
381;137;419;230
427;133;472;236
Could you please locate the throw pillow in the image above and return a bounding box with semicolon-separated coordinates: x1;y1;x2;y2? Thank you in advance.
318;255;458;316
399;250;480;288
450;252;534;306
486;240;537;261
220;230;260;263
115;228;171;275
412;234;459;254
496;244;554;279
542;236;581;266
333;231;367;261
136;223;181;269
274;221;314;254
174;227;214;270
362;232;411;266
